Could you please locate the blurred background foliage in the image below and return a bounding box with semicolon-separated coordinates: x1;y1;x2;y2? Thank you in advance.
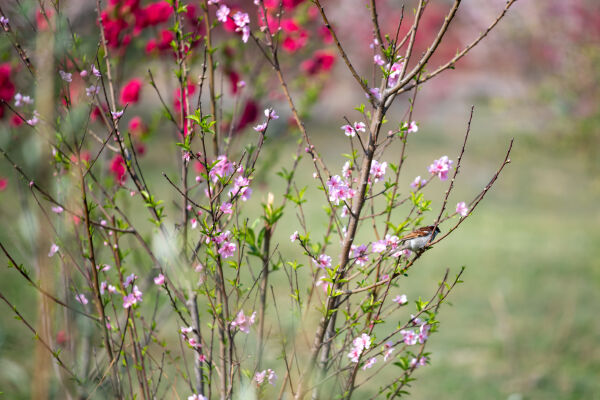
0;0;599;399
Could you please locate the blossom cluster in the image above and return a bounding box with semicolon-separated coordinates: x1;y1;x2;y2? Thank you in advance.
254;368;277;386
347;333;372;363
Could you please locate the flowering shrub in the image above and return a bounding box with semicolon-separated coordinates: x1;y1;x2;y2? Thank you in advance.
0;0;517;398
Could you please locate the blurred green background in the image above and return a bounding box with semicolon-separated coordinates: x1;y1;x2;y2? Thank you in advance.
1;0;600;399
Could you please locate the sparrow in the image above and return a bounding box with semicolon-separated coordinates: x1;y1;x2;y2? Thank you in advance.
400;225;441;252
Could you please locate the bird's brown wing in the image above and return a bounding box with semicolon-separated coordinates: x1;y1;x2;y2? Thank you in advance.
400;226;433;241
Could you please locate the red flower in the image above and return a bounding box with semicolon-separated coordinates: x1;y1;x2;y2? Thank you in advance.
0;63;15;119
10;115;23;127
128;116;146;136
318;26;333;44
143;1;173;26
193;160;206;174
282;0;305;10
0;178;7;191
227;70;240;94
120;78;142;105
110;154;127;184
173;83;196;111
301;50;336;75
235;100;258;133
36;8;54;31
70;151;91;165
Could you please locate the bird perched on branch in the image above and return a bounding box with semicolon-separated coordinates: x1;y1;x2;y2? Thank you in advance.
400;225;440;252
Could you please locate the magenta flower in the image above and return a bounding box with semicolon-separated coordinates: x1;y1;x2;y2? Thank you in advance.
154;273;165;285
75;293;88;305
316;254;332;269
231;310;256;333
428;156;453;181
456;201;469;217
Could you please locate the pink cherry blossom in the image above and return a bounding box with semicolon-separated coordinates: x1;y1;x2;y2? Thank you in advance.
181;326;194;334
290;231;299;242
370;160;387;183
188;394;207;400
368;87;381;101
59;70;72;82
341;124;355;137
264;108;279;119
316;254;332;269
400;329;418;345
75;293;88;305
124;273;137;287
456;201;469;217
363;357;377;370
231;310;256;333
347;346;362;363
218;241;236;258
48;243;59;257
229;176;252;201
154;274;165;285
371;239;387;253
410;356;427;368
428;156;453;181
410;176;426;189
393;294;407;305
216;4;229;22
209;155;234;182
315;276;331;293
254;370;266;385
254;122;267;132
383;341;395;361
374;54;385;66
354;122;366;132
403;120;418;133
353;333;371;352
220;202;233;214
351;244;369;266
